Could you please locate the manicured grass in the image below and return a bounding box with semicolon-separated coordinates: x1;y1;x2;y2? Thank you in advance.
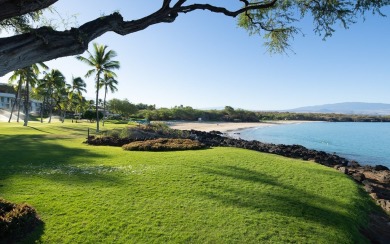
0;121;375;243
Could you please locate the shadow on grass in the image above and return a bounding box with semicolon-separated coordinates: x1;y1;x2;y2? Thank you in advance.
27;126;54;134
46;125;92;135
7;219;45;244
0;135;99;165
21;222;45;244
0;134;124;187
197;165;369;241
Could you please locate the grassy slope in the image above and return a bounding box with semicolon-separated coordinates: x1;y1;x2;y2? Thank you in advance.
0;122;374;243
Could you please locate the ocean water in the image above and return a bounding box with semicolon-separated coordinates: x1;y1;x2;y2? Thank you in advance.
236;122;390;168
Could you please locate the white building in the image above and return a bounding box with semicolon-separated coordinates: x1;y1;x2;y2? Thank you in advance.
0;92;42;114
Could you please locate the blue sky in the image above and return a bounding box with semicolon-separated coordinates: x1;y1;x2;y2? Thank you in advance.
2;1;390;110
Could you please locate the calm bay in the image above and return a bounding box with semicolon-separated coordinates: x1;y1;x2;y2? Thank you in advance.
236;122;390;168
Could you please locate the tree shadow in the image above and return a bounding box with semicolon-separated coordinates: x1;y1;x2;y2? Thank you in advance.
11;219;45;244
196;165;369;241
0;134;124;189
0;134;100;165
27;126;54;134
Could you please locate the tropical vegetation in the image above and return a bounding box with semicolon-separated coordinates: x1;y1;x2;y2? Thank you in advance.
77;43;120;132
8;63;48;126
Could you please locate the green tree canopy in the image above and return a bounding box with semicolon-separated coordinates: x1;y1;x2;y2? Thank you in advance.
107;98;138;119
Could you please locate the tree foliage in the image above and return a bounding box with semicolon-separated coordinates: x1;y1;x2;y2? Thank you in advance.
133;104;390;122
77;43;120;132
106;98;138;119
0;0;388;76
83;110;103;122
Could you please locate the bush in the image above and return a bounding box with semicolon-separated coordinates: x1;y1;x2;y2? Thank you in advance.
0;198;43;242
122;138;207;151
83;110;103;122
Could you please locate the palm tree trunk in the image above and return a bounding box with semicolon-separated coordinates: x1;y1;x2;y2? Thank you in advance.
40;96;45;123
8;83;21;123
23;80;30;126
17;97;21;122
48;90;53;123
102;86;108;126
48;100;53;123
62;109;66;123
95;73;100;132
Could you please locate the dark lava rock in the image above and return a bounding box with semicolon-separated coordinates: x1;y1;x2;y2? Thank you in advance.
351;172;366;183
375;165;390;171
378;173;390;184
362;181;375;193
348;160;360;168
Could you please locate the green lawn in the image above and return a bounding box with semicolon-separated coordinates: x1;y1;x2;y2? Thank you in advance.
0;122;374;243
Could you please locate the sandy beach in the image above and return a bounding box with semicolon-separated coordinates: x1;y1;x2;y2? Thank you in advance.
166;121;310;133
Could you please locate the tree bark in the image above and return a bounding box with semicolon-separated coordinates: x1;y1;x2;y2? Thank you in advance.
0;0;58;22
40;95;46;123
95;72;101;132
0;1;277;76
8;81;21;122
16;97;21;122
23;79;29;126
48;90;53;123
102;86;107;127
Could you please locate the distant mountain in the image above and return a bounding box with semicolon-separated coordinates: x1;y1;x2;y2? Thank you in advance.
288;102;390;115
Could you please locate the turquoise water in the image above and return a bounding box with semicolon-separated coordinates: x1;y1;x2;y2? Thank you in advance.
237;122;390;167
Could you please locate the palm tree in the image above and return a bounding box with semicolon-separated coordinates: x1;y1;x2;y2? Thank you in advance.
76;43;120;132
39;69;66;123
67;76;87;122
8;63;48;126
100;73;118;126
55;86;69;123
7;70;24;123
68;76;87;100
31;80;47;123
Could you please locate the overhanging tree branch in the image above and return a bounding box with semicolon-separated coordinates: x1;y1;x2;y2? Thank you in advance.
174;0;277;17
0;0;387;76
0;0;58;21
0;0;278;76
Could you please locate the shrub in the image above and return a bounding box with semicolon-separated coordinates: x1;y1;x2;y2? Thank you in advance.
122;138;207;151
0;198;43;242
83;110;103;122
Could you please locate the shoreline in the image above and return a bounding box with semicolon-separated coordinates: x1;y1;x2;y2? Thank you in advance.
166;120;314;133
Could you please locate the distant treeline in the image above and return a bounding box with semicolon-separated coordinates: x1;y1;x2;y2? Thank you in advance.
130;105;390;122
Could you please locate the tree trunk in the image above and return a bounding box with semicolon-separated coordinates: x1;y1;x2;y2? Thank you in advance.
40;96;45;123
102;86;108;127
8;82;21;123
95;73;101;132
23;80;30;126
48;90;53;123
48;100;53;123
16;97;21;122
62;109;66;123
